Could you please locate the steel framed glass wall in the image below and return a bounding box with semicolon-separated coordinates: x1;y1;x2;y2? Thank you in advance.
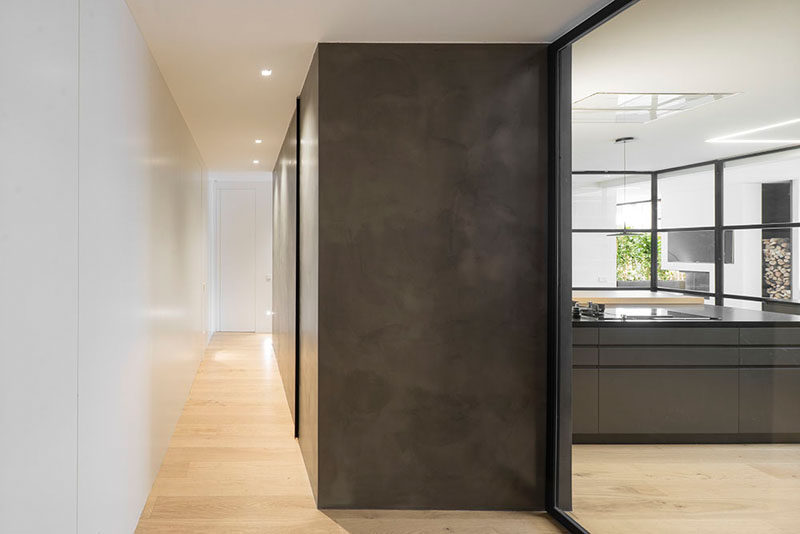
571;145;800;311
550;2;800;534
546;1;643;533
571;171;654;290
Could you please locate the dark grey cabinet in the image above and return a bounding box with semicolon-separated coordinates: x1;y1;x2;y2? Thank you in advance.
598;369;738;434
599;327;738;346
574;324;800;442
573;369;598;434
740;369;800;433
573;347;598;366
740;327;800;345
599;346;738;367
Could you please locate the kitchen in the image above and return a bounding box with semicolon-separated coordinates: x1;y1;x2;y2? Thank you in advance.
563;1;800;532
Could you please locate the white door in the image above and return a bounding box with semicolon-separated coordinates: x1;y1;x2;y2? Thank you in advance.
219;188;256;331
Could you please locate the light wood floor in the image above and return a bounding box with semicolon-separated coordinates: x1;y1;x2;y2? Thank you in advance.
135;333;563;533
571;443;800;534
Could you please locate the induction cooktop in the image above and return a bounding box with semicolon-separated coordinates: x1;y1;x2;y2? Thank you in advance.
574;304;718;321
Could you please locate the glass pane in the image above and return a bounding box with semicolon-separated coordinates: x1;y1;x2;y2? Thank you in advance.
656;230;716;292
724;298;763;311
573;231;651;287
657;166;714;228
573;174;651;229
724;147;800;226
724;227;798;301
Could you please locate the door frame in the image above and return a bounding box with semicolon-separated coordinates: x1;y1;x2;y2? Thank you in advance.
545;1;641;532
212;178;271;333
216;184;258;332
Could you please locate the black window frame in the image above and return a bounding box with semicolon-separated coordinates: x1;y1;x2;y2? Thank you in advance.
547;2;800;532
573;145;800;304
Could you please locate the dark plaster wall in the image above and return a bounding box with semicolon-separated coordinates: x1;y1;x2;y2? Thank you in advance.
272;108;297;425
315;43;550;509
298;49;320;500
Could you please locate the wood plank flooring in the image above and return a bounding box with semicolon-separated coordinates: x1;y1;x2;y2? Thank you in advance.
571;443;800;534
135;333;563;533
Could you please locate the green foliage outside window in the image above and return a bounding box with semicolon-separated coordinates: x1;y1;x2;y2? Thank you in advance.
616;233;684;282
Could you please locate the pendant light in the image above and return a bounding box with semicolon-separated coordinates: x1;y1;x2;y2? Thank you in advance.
607;136;635;237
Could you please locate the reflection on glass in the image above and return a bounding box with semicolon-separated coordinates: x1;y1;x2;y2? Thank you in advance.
724;147;800;226
657;166;714;228
573;174;650;229
656;231;716;292
573;232;651;287
724;228;797;301
724;298;763;311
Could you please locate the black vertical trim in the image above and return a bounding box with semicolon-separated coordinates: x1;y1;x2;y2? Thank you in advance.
294;97;301;439
547;1;640;532
545;41;559;519
547;42;575;513
651;172;658;290
714;161;724;306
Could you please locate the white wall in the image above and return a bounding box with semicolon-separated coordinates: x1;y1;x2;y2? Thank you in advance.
77;0;207;531
208;172;273;334
1;1;207;533
0;2;79;532
573;233;617;287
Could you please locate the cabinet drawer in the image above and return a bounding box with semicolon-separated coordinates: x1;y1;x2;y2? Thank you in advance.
740;369;800;433
599;327;738;346
573;347;598;366
599;347;738;367
598;369;738;434
740;347;800;366
740;328;800;346
573;328;598;345
573;369;598;434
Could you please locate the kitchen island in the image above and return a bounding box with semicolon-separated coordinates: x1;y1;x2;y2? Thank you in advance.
572;290;705;306
573;304;800;443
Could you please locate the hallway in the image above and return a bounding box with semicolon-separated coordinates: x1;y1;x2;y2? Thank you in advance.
135;333;563;533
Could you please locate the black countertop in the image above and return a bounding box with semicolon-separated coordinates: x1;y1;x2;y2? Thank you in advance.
573;304;800;327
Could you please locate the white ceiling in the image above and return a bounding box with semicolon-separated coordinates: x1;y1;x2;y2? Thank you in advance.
125;0;610;172
572;0;800;171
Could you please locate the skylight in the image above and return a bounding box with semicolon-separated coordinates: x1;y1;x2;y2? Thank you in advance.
573;92;737;124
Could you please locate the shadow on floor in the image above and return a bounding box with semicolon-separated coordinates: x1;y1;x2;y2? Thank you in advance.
322;509;564;533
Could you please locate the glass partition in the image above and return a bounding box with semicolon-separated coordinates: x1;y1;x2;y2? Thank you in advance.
657;166;715;228
565;3;800;534
573;231;651;288
573;173;651;230
656;230;716;292
724;148;800;227
724;227;797;302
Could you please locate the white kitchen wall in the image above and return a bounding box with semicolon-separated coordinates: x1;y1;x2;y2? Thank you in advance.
208;172;273;334
573;233;618;287
77;0;207;532
0;2;79;532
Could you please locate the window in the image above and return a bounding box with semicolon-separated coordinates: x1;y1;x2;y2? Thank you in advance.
572;173;652;288
723;227;797;302
572;231;651;288
572;147;800;305
656;230;716;292
657;166;715;228
573;173;650;230
724;148;800;226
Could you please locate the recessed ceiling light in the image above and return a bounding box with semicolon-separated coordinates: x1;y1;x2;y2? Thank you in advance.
254;139;262;144
252;159;260;164
706;118;800;144
573;92;737;124
260;69;272;77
